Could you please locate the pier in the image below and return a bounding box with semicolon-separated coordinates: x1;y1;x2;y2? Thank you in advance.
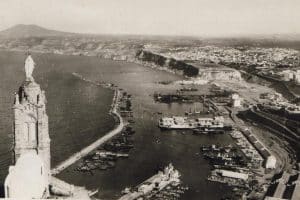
51;89;125;175
118;164;181;200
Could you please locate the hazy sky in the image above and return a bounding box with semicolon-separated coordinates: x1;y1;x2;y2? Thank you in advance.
0;0;299;36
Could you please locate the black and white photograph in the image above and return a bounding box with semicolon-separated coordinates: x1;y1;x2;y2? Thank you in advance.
0;1;299;199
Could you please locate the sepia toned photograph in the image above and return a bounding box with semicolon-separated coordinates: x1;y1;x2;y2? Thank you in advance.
0;1;299;199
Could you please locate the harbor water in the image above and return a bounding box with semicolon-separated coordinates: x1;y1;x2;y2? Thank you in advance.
0;51;233;199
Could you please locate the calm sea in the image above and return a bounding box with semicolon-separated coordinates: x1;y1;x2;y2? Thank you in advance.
0;51;233;200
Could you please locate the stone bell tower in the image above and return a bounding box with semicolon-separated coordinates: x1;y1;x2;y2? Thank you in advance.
13;55;51;182
5;55;91;199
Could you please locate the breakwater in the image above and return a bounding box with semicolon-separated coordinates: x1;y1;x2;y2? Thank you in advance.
51;75;125;175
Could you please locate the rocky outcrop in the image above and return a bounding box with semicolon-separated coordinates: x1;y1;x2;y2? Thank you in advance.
136;50;199;77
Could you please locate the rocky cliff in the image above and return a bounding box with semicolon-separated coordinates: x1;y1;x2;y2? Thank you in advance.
136;50;199;77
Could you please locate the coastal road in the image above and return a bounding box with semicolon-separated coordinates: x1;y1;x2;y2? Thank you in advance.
51;90;124;175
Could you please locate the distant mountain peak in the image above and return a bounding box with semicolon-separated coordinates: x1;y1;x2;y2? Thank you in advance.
0;24;74;38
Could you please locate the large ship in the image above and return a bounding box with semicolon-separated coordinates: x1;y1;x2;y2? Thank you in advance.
158;116;231;132
159;116;194;129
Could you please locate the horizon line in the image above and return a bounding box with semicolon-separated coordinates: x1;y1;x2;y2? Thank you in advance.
1;23;300;40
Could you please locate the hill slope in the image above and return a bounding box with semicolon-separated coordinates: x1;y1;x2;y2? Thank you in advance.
0;24;75;38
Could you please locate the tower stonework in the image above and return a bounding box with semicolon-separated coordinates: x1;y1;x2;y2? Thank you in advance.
14;82;51;175
12;57;51;192
5;55;90;199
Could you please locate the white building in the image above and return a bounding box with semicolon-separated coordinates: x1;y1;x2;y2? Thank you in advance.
294;70;300;84
280;70;294;81
279;69;300;84
231;93;242;107
266;155;277;169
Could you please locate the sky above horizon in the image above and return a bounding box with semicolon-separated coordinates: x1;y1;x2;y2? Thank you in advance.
0;0;299;37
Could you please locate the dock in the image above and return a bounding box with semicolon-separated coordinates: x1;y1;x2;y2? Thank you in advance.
118;164;180;200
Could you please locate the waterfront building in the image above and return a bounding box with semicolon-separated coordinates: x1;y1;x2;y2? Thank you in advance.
278;69;300;84
242;129;277;169
119;163;180;200
231;93;242;107
294;70;300;84
265;155;277;169
279;70;294;81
